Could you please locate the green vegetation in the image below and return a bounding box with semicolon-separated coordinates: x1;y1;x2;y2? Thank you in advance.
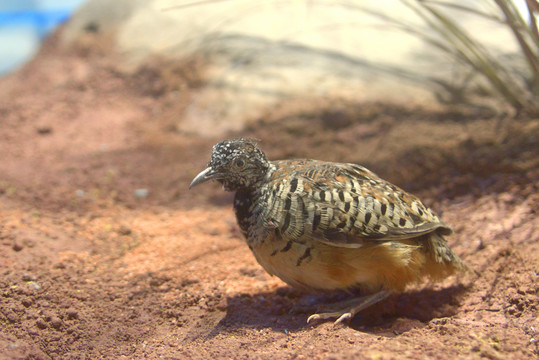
403;0;538;114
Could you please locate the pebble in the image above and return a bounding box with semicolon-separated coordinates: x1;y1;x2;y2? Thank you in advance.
216;297;228;311
118;225;132;236
66;308;79;319
22;298;34;308
476;239;485;250
12;242;23;251
5;311;18;323
50;317;63;330
36;126;52;135
22;273;36;282
28;282;41;290
75;189;85;198
134;189;149;198
36;319;47;329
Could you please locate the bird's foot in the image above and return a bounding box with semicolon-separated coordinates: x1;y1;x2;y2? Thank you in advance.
307;311;353;325
306;290;391;325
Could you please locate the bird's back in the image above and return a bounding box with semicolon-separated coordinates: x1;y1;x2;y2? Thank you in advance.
234;159;466;292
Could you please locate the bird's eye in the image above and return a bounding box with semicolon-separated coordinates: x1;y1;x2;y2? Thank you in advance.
235;159;245;167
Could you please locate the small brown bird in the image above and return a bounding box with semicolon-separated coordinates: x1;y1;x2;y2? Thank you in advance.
190;138;468;323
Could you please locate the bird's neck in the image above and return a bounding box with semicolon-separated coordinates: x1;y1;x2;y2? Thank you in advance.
244;161;275;190
262;162;277;183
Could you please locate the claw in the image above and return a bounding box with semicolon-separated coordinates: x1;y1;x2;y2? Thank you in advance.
304;291;392;325
306;311;346;324
334;312;352;325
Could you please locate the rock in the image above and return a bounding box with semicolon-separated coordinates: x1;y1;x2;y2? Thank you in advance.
66;308;79;319
36;126;52;135
22;273;36;282
21;298;34;308
117;225;132;236
134;188;149;198
61;1;522;136
36;319;47;329
50;317;63;330
28;282;41;290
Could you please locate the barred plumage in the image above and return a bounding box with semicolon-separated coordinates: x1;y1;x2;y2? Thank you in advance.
190;138;468;324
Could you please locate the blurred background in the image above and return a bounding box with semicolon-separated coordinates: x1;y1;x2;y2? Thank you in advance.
1;0;537;126
59;0;538;133
0;0;88;74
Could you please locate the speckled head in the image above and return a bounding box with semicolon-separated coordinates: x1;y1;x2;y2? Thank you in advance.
190;138;270;191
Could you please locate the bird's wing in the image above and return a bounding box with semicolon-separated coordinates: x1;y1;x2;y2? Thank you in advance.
263;161;451;249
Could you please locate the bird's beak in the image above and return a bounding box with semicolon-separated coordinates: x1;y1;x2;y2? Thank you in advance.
189;167;220;189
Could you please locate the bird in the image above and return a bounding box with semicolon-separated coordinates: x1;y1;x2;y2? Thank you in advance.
190;138;468;324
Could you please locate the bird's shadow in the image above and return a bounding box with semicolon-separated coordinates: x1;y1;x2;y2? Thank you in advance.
205;284;470;338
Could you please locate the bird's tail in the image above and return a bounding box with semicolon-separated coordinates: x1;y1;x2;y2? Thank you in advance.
423;231;471;279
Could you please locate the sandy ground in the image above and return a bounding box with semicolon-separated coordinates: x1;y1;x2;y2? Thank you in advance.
0;32;538;359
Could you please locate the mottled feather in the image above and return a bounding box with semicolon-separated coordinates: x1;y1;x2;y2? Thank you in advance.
191;139;468;296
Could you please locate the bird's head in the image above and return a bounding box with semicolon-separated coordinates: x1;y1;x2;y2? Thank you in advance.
189;138;270;191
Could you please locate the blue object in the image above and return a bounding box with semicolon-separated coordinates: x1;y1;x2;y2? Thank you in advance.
0;0;88;75
0;10;72;39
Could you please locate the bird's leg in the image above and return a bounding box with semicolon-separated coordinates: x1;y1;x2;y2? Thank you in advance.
307;290;392;325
